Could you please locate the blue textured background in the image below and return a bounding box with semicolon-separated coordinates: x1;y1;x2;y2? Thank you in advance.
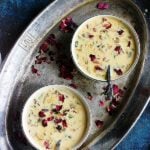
0;0;149;149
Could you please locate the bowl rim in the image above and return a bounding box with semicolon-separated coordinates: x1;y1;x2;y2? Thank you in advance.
21;85;91;150
71;15;140;82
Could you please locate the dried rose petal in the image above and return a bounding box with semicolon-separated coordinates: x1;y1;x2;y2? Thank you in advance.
58;94;65;103
103;22;112;29
97;2;110;10
112;98;119;106
99;101;104;107
31;65;38;74
59;65;73;80
40;42;49;53
106;106;113;115
44;140;50;149
95;120;104;128
47;116;54;121
69;83;78;89
113;84;120;95
54;118;62;124
42;119;48;127
95;66;103;71
62;120;68;128
87;92;93;100
114;68;123;76
59;16;78;32
127;41;131;47
35;56;47;64
114;46;122;54
118;89;124;97
39;111;46;118
56;105;63;111
46;34;56;46
89;54;96;62
117;30;124;35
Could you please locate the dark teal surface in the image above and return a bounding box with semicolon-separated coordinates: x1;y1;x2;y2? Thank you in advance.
0;0;149;149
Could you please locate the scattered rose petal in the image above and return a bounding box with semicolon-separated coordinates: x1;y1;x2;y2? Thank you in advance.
31;65;38;74
35;56;47;64
57;54;75;80
56;105;63;111
44;141;50;149
114;68;123;75
47;116;54;121
58;94;65;103
112;98;119;107
62;120;68;128
40;42;49;53
42;119;48;127
39;111;46;118
114;46;122;54
95;120;104;128
69;83;78;89
89;54;96;61
117;30;124;35
97;2;110;10
118;89;124;97
46;34;56;46
95;66;103;71
113;84;120;95
99;100;105;107
106;106;113;115
59;65;73;80
103;22;112;29
87;92;93;100
59;16;78;32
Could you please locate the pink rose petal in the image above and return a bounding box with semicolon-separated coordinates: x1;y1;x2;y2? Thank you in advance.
62;120;68;128
69;83;78;89
59;16;78;32
59;94;65;103
56;105;63;111
114;68;123;76
113;84;120;95
114;46;122;54
103;22;112;29
89;54;96;62
95;120;104;128
99;100;104;107
97;2;110;10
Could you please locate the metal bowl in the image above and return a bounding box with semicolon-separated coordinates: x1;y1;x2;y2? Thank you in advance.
22;85;91;150
71;15;140;81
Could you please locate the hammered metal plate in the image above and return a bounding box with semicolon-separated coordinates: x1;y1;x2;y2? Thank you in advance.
0;0;149;150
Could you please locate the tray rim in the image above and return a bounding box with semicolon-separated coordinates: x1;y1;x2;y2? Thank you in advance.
0;0;149;149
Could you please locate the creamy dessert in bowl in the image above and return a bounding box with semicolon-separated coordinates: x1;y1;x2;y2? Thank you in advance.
22;85;91;150
71;15;140;81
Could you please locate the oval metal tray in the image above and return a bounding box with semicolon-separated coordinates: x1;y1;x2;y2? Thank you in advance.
0;0;149;149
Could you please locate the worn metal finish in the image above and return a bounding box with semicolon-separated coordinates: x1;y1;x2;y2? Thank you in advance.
0;0;149;150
